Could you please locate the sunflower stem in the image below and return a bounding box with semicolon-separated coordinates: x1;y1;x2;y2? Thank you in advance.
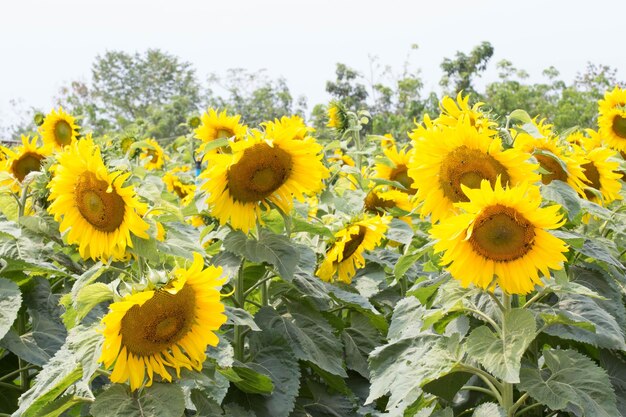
500;293;515;416
16;312;29;391
17;183;30;219
234;259;246;362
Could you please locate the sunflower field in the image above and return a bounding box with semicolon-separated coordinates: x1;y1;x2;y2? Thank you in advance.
0;86;626;417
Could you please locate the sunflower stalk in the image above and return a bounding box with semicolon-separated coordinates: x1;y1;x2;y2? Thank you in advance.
500;293;515;416
233;259;246;362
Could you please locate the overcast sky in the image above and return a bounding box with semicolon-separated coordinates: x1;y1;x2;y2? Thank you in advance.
1;0;625;132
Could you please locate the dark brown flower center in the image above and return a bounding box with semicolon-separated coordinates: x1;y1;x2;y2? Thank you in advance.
340;226;367;260
54;120;73;146
390;165;416;194
216;128;235;139
439;146;510;202
469;205;535;262
120;285;196;356
535;153;568;185
582;162;602;200
612;115;626;139
364;191;395;215
227;143;293;203
75;172;126;232
11;152;44;182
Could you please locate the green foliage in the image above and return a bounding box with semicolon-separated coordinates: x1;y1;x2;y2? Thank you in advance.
440;41;494;96
91;383;186;417
0;278;21;340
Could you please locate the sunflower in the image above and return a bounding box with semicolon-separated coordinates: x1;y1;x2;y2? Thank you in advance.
374;144;417;194
513;133;588;196
195;108;247;154
575;145;623;205
262;115;314;141
408;121;539;223
0;135;52;192
436;92;496;134
598;86;626;113
327;148;355;167
99;253;227;390
140;139;169;170
566;130;603;151
39;107;79;149
327;101;348;131
47;138;149;260
431;179;568;294
316;215;390;284
364;187;414;215
200;130;329;233
598;106;626;153
163;166;196;206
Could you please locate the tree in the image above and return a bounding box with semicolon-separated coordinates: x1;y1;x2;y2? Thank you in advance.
326;63;369;110
440;41;494;96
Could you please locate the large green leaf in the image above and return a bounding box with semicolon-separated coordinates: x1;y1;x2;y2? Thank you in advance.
224;229;299;280
0;277;21;339
341;313;382;378
181;366;231;406
90;383;185;417
519;349;619;417
22;277;67;356
0;328;50;366
366;334;462;414
255;305;346;377
599;350;626;416
14;324;103;417
472;402;505;417
226;306;261;331
465;308;536;383
219;362;274;394
540;180;582;221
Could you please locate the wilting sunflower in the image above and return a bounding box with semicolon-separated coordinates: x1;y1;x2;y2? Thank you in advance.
163;166;196;206
316;215;390;284
574;145;623;205
39;107;79;149
364;187;414;216
47;138;149;260
374;144;417;194
195;108;247;154
200;130;329;233
140;139;169;170
0;135;52;192
436;92;496;134
262;115;314;141
431;179;568;294
99;253;227;390
513;133;588;196
327;101;348;131
408;121;539;223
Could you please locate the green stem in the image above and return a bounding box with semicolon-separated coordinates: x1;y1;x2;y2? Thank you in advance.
501;293;514;416
137;256;144;281
0;381;23;391
244;274;274;298
352;125;362;173
0;365;37;383
260;279;269;307
16;312;29;391
460;385;500;399
18;184;30;219
234;260;246;362
463;307;502;334
522;288;550;309
515;402;543;416
510;392;529;415
458;364;503;401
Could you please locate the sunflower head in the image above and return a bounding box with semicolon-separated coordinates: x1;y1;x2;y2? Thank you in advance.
120;135;136;154
598;86;626;113
195;108;247;154
436;92;496;134
200;130;329;233
431;178;568;294
99;253;227;390
327;148;356;167
574;145;623;205
316;215;390;284
327;101;348;131
47;138;149;260
364;187;414;219
409;121;540;222
163;166;196;206
598;106;626;153
0;135;52;192
39;107;79;149
140;139;169;170
374;145;417;194
262;115;314;141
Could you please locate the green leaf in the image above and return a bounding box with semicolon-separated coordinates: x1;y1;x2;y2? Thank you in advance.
226;306;261;331
0;328;50;365
540;180;581;221
0;277;21;339
255;305;347;377
90;383;186;417
292;217;334;238
224;229;299;280
466;308;536;383
15;324;103;417
74;283;114;323
129;234;159;263
366;334;462;414
422;371;472;402
219;363;274;394
599;350;626;416
472;402;506;417
190;391;224;417
577;238;623;270
387;297;426;341
519;349;619;417
23;277;67;356
0;220;21;239
342;313;382;378
509;109;533;125
180;366;230;405
536;294;626;350
386;218;414;246
240;330;301;417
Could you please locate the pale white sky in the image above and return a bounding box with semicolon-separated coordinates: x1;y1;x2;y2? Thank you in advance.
1;0;625;131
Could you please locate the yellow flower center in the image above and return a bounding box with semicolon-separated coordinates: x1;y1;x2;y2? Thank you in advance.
54;120;73;146
11;152;44;182
340;226;367;260
612;115;626;139
120;285;196;356
535;154;567;185
439;146;510;202
227;143;293;203
390;165;416;194
582;162;601;200
75;172;126;232
216;128;235;139
469;205;535;261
